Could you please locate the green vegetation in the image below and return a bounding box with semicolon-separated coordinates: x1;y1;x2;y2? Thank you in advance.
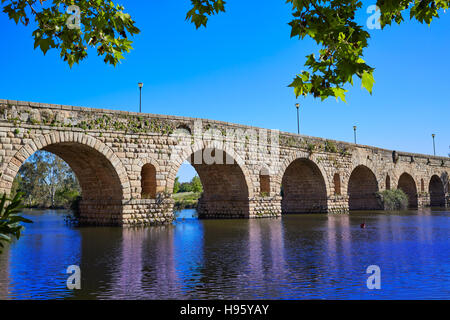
0;192;32;254
2;0;140;67
325;140;338;153
182;0;450;101
12;151;80;209
173;175;203;210
173;192;201;211
376;189;409;210
174;175;202;194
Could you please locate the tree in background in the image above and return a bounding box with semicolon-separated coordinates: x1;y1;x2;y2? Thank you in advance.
12;151;80;208
173;177;181;194
2;1;448;100
190;175;202;193
175;175;203;194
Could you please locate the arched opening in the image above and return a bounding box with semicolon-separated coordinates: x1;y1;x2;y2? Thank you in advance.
141;164;156;199
172;160;203;218
398;173;418;208
171;148;251;218
386;175;391;190
333;173;341;195
429;175;445;207
281;158;327;213
2;136;127;225
259;167;270;196
348;165;382;210
11;150;80;208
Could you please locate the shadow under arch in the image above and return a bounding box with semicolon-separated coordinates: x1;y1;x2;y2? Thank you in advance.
1;132;130;224
348;165;382;210
281;158;328;213
168;146;253;218
398;172;418;208
429;175;445;207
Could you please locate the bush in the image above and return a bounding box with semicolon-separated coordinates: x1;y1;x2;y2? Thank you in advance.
376;189;409;210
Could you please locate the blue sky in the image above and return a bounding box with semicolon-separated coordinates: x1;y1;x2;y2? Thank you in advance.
0;1;449;182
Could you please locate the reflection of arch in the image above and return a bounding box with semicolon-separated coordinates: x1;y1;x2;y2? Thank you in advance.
429;175;445;207
141;164;156;199
281;158;328;213
1;132;130;200
348;165;382;210
398;173;418;208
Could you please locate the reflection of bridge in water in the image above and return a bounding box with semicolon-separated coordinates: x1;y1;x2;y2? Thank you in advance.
0;209;445;299
0;100;448;226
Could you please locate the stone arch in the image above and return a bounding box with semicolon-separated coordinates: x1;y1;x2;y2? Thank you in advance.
348;165;382;210
429;175;445;207
398;172;418;208
386;174;391;190
1;131;130;201
166;140;254;218
166;140;254;197
276;151;332;196
141;164;157;199
280;157;328;213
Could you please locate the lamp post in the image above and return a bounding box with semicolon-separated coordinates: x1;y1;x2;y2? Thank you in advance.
432;134;436;156
138;82;143;113
353;125;357;144
295;103;300;135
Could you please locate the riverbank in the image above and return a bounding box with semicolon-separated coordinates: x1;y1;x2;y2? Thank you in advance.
173;192;201;210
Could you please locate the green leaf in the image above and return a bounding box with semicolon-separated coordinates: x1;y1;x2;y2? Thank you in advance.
361;71;375;94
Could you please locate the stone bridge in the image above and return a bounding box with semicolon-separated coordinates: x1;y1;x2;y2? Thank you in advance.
0;99;448;226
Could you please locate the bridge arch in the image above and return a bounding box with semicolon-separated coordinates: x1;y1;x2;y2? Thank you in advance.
398;172;418;208
347;165;382;210
429;175;445;207
0;132;131;202
280;155;328;213
167;140;254;217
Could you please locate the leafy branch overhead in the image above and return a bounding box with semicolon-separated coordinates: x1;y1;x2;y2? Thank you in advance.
1;0;140;67
2;1;449;100
186;0;449;101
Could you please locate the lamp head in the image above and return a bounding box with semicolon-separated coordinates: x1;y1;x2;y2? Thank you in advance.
295;103;299;109
432;134;435;138
353;126;357;130
138;82;143;88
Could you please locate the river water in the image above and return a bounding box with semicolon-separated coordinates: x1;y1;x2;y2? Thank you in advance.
0;208;448;300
